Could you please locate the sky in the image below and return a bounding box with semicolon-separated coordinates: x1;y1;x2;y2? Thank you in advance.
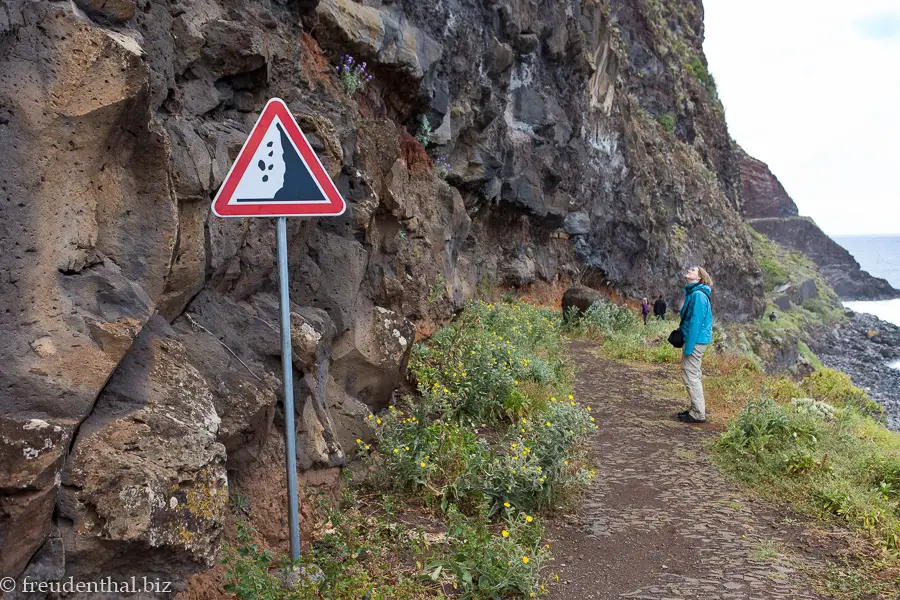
702;0;900;235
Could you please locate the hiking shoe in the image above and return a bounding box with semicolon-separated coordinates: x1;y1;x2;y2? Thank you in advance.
678;412;706;423
676;410;690;419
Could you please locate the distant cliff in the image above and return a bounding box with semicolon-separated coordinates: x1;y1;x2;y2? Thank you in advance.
738;149;900;300
737;147;798;219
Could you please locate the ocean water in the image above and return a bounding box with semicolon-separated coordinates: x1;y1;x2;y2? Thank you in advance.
833;235;900;371
833;235;900;290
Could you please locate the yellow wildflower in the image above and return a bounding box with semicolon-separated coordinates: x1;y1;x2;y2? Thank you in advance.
502;530;509;538
525;515;533;523
522;556;529;564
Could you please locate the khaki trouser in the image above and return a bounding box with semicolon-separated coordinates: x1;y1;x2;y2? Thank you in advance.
681;344;708;420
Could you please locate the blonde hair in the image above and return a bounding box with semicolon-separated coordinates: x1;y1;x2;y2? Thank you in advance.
697;266;714;288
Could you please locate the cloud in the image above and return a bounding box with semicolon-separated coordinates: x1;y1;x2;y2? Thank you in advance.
703;0;900;235
857;13;900;39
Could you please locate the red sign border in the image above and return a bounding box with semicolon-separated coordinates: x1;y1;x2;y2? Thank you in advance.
211;98;347;218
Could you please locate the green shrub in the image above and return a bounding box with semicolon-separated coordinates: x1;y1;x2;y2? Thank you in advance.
759;257;790;292
717;396;793;461
655;113;676;135
715;394;900;553
564;299;638;339
477;398;595;516
412;115;431;147
365;405;486;507
800;368;882;417
767;378;803;402
373;301;595;517
425;506;547;599
565;298;678;363
410;300;568;425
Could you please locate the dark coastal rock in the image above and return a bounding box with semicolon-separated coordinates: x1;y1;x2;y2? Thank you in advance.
810;312;900;430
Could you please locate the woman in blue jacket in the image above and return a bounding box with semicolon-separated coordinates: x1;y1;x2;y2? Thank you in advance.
678;266;713;423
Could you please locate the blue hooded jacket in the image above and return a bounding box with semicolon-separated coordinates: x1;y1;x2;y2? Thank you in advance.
680;282;713;356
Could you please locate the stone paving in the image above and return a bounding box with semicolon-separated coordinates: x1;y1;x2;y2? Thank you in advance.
546;344;837;600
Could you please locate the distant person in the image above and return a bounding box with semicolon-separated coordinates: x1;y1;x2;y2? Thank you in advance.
769;312;777;322
641;297;650;325
677;266;714;424
653;295;667;320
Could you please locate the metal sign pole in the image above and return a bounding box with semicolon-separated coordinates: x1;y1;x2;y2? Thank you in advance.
276;216;301;562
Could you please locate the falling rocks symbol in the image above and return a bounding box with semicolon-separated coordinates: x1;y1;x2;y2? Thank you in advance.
238;124;325;203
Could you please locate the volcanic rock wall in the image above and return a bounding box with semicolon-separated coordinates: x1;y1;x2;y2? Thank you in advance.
0;0;764;590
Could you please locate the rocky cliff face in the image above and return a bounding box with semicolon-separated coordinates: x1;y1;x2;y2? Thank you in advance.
737;147;798;219
0;0;764;589
737;151;899;301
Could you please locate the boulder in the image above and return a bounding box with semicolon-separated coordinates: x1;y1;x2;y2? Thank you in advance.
562;286;605;319
564;212;591;236
201;20;268;78
502;254;537;287
774;295;791;311
74;0;136;24
314;0;442;81
329;307;415;413
798;278;818;303
0;418;69;577
488;38;514;75
304;231;370;333
58;317;228;581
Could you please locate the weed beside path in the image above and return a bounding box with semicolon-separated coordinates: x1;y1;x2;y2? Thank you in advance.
545;344;851;600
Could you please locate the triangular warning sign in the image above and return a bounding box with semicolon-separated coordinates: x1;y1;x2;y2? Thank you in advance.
211;98;347;218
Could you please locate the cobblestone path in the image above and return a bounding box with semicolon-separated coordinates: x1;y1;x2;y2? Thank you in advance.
546;343;840;600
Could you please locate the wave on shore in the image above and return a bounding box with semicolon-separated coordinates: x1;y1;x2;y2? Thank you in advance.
843;298;900;328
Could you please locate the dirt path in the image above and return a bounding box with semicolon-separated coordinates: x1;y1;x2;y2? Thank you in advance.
546;343;840;600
